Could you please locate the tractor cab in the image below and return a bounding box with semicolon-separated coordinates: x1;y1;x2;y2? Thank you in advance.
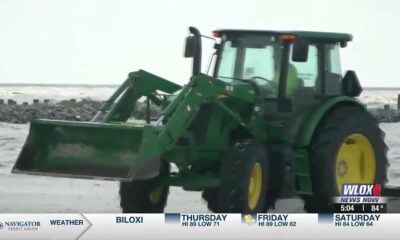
184;28;361;145
186;28;360;113
212;30;356;99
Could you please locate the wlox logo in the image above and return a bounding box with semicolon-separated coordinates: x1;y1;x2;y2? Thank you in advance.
341;184;381;196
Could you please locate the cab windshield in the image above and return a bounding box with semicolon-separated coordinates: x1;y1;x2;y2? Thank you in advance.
215;35;282;97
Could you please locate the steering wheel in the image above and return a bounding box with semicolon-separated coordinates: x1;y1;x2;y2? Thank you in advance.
250;76;278;88
249;76;278;97
250;76;273;83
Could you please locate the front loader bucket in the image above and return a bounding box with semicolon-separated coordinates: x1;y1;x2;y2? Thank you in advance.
12;119;161;181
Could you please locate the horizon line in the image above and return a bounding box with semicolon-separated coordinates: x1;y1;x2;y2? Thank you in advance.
0;83;399;89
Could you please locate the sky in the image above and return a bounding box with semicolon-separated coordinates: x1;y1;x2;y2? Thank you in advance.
0;0;399;87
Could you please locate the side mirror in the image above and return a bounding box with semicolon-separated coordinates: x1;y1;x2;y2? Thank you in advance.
184;36;196;58
184;27;202;76
342;70;362;97
292;39;309;62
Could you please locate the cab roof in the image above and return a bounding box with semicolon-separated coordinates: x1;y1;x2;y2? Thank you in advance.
214;29;353;43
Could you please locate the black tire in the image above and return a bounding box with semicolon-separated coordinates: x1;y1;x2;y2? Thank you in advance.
217;140;270;213
305;105;388;213
201;189;218;212
119;161;170;213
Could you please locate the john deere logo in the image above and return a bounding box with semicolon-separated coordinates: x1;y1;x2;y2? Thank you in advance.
0;222;3;230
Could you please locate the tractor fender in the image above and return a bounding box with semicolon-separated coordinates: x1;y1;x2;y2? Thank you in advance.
296;96;365;148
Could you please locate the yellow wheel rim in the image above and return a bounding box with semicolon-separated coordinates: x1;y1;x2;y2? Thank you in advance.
248;162;263;210
335;133;376;192
149;187;163;204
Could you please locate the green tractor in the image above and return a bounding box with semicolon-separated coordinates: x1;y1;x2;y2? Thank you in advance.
13;27;388;213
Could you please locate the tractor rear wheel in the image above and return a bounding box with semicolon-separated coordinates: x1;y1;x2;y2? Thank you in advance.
217;140;269;213
306;106;388;212
119;161;170;213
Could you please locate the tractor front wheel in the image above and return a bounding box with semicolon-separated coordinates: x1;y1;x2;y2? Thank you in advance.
217;140;269;213
119;161;170;213
201;188;218;212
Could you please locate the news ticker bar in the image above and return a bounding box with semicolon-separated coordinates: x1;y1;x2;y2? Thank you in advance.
0;213;399;240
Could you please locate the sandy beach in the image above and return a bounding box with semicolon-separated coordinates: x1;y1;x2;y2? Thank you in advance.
0;121;399;213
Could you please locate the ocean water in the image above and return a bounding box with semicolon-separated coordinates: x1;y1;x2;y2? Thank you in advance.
0;84;117;103
0;84;399;107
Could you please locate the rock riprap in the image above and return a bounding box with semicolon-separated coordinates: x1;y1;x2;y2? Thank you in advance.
0;99;161;124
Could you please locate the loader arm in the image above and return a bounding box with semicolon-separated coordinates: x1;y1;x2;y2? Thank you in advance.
96;70;182;122
123;73;258;181
13;71;258;182
158;73;257;151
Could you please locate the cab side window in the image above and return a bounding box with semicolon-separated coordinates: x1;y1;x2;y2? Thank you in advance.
324;44;342;95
